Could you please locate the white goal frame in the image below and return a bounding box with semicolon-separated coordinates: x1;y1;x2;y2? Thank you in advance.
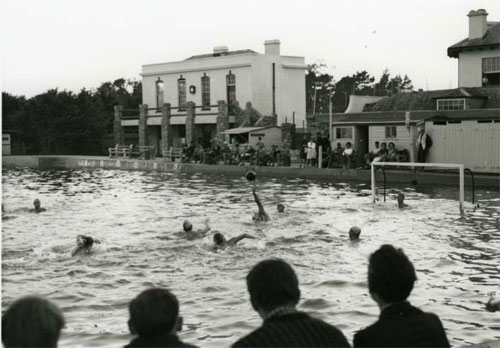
371;162;465;212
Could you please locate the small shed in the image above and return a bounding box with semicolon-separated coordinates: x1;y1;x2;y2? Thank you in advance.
222;126;282;149
424;111;500;173
2;130;24;156
330;111;424;161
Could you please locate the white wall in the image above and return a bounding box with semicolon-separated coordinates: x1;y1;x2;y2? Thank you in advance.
142;63;253;113
426;120;500;173
141;51;306;127
458;49;499;87
248;127;282;149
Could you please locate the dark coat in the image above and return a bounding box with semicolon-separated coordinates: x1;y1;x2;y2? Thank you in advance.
125;333;197;348
353;302;449;347
232;311;350;347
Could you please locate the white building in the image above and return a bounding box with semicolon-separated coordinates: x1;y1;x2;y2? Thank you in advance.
448;9;500;88
141;40;306;127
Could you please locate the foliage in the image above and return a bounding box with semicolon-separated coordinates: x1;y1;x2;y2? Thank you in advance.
1;79;142;155
306;61;334;114
305;62;414;113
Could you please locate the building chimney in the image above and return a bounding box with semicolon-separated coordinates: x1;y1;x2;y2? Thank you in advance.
213;46;228;55
264;40;281;56
468;9;488;40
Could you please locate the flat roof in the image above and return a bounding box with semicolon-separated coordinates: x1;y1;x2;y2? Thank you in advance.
222;126;280;134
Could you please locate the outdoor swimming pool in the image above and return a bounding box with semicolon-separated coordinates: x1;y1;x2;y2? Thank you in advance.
2;167;499;347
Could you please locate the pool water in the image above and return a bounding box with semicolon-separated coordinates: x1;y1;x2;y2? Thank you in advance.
2;168;499;347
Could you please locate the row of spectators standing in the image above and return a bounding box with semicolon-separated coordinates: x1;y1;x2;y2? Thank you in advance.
300;133;358;169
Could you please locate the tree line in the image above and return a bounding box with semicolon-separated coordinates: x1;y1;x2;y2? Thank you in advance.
2;79;141;155
306;62;413;114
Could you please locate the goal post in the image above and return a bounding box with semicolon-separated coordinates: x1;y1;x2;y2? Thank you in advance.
371;162;465;212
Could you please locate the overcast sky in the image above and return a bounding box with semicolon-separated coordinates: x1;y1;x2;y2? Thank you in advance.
2;0;499;97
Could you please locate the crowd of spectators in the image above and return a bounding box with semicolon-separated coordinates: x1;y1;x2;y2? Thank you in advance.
179;136;292;167
2;244;460;348
167;132;412;169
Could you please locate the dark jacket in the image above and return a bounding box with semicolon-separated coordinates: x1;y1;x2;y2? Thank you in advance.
125;333;197;348
353;302;449;347
232;311;350;347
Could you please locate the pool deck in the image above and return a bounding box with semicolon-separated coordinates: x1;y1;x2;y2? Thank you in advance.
2;155;499;188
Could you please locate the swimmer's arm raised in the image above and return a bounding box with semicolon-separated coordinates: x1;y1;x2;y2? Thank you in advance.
71;246;83;257
252;189;266;214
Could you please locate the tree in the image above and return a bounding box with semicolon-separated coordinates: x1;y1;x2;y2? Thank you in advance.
374;68;414;96
330;71;376;113
2;92;26;130
306;61;334;114
1;77;142;155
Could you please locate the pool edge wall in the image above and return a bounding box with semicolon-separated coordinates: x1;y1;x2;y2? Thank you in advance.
2;155;499;189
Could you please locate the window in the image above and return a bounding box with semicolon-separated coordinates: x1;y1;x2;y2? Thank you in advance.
483;57;500;73
483;57;500;86
201;74;210;108
178;77;186;110
226;72;236;105
155;78;164;110
437;99;465;111
335;127;353;139
385;126;397;138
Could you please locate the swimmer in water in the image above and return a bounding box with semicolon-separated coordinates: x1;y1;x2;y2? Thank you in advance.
30;199;46;213
71;235;98;256
183;218;210;240
277;203;285;213
213;232;257;250
486;295;500;312
252;188;269;222
349;226;361;241
397;193;409;209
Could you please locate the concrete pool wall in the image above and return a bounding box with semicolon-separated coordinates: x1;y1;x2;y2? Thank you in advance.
2;155;499;188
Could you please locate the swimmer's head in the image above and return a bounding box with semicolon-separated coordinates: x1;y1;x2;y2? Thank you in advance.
349;226;361;241
183;220;192;233
213;233;225;245
277;204;285;213
33;199;41;209
76;235;94;248
397;193;405;204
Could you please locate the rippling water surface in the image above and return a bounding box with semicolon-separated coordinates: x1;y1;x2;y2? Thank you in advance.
2;168;500;347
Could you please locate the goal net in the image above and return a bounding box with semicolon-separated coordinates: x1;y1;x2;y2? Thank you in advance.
371;162;465;212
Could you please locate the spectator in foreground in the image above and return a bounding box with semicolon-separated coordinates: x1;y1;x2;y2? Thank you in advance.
232;259;349;347
2;296;65;348
126;288;197;348
354;245;449;347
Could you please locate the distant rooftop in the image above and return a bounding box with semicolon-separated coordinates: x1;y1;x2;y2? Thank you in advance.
185;49;258;60
448;22;500;58
364;87;500;112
